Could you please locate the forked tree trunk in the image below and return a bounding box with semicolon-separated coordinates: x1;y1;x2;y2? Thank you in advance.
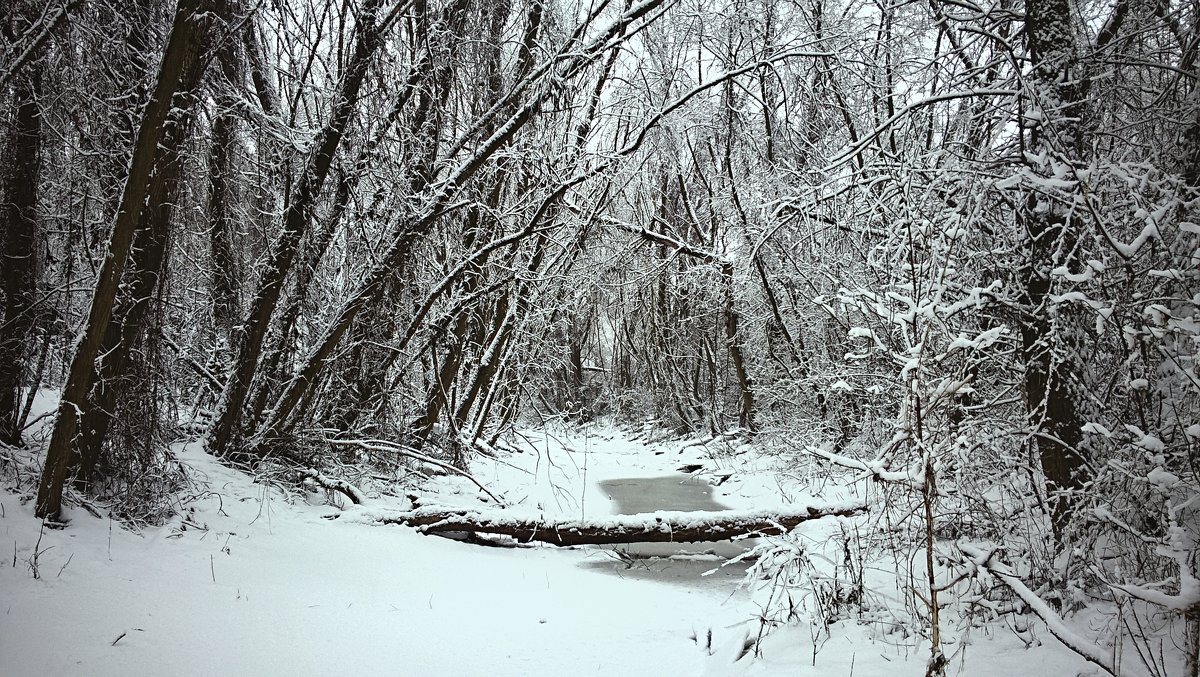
453;291;515;431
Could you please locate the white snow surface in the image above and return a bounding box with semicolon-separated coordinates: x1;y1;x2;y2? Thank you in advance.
1;418;1117;676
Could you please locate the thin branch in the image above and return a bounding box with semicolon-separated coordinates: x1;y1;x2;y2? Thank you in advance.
324;438;504;505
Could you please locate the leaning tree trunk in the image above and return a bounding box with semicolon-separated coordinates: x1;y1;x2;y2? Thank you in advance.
72;55;205;488
0;34;44;446
206;0;388;459
36;0;218;520
303;0;458;438
253;0;672;445
410;0;516;450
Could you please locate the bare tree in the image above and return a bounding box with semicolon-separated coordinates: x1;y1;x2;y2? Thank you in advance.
0;0;47;446
205;0;397;458
36;0;223;520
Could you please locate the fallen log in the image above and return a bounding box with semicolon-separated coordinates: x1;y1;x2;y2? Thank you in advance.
335;500;867;546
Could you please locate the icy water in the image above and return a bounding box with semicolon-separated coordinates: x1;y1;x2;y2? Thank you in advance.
599;474;729;514
587;474;751;569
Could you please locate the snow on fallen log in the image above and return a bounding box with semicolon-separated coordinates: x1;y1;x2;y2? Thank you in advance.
334;500;867;546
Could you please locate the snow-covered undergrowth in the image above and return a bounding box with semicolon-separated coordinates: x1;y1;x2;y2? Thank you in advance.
0;417;1185;675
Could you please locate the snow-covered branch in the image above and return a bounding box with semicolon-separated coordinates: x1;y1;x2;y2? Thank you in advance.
958;544;1151;677
324;438;504;505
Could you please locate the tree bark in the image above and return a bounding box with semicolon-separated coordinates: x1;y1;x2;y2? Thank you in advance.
36;0;218;519
721;261;756;433
1020;0;1091;540
0;26;44;446
207;36;243;341
73;52;206;487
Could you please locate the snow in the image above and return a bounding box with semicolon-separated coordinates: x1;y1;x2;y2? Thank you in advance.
945;326;1006;352
1147;467;1180;489
2;435;748;676
1133;433;1166;453
959;545;1150;677
0;415;1163;676
1112;222;1161;258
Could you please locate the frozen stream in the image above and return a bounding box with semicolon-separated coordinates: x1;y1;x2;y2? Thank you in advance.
592;473;749;562
599;474;729;514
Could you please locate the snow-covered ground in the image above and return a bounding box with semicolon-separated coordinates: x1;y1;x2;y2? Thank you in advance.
1;419;1121;676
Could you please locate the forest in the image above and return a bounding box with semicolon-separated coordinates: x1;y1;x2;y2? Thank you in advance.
1;0;1198;675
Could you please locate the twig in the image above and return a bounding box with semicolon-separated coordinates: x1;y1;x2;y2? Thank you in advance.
324;438;504;505
20;411;52;432
57;553;73;578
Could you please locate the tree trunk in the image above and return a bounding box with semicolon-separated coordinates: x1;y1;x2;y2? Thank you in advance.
206;0;387;458
721;262;756;433
412;310;471;443
36;0;217;520
207;37;242;341
453;293;515;430
1019;0;1091;541
73;59;203;487
342;502;868;546
0;33;43;446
